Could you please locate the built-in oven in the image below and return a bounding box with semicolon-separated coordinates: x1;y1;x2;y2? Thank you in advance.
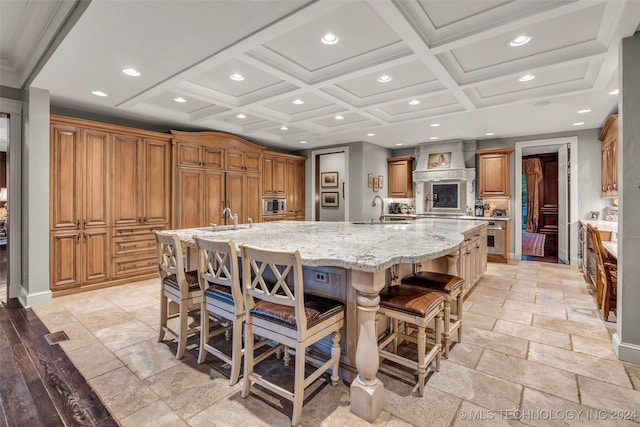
263;197;286;217
486;221;506;256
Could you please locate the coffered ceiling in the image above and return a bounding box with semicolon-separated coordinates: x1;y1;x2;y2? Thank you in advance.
3;0;640;150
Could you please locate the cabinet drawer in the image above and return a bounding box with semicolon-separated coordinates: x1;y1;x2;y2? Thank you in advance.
113;235;156;256
112;255;157;278
113;225;166;237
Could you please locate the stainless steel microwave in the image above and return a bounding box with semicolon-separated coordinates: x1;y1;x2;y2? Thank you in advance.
263;197;286;216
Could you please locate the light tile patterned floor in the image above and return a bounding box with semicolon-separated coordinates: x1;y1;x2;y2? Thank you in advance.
33;261;640;426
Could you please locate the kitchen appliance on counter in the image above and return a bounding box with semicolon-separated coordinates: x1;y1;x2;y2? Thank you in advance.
474;198;485;217
263;197;286;217
388;203;401;214
492;209;508;217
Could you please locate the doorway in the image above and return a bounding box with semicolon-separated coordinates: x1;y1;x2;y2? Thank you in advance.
515;137;578;265
0;114;9;303
312;147;349;222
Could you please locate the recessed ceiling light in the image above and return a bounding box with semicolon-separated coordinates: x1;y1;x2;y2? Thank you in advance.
577;109;591;114
430;123;440;127
321;33;339;45
367;133;375;136
509;35;531;47
299;140;308;144
280;126;288;131
174;97;186;103
609;89;619;95
519;74;535;82
334;115;344;120
377;75;392;83
292;99;304;105
122;68;140;77
230;73;244;81
395;143;403;146
236;113;246;119
430;137;438;140
485;132;495;136
573;122;585;126
91;90;108;97
409;99;421;105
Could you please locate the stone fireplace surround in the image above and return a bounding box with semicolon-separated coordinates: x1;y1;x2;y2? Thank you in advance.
413;140;477;214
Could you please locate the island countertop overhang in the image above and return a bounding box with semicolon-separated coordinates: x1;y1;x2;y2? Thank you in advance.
160;219;487;273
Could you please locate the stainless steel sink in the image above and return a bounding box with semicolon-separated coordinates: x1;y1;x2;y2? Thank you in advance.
352;220;411;225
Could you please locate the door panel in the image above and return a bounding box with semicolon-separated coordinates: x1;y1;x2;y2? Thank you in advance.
83;129;110;228
112;134;141;225
83;228;110;283
203;147;224;170
246;173;262;223
142;138;170;225
558;144;569;264
178;168;203;229
274;157;287;195
50;231;81;288
204;171;225;226
177;143;201;167
225;172;244;224
50;124;82;230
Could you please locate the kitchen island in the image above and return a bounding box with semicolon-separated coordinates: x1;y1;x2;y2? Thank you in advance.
160;219;487;422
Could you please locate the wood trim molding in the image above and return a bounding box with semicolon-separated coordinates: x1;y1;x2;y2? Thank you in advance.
50;114;171;140
475;147;515;155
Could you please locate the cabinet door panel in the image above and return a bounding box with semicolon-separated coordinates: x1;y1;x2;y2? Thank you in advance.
83;229;110;283
388;162;407;198
83;129;110;228
263;156;274;195
50;124;83;229
245;174;262;223
50;231;81;288
142;138;170;225
244;153;261;173
177;143;201;167
225;172;244;223
286;160;298;216
226;151;244;171
479;154;509;196
203;147;224;170
204;171;224;226
274;157;287;195
112;134;141;225
177;168;203;229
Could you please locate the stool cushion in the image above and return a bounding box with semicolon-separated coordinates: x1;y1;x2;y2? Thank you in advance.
251;294;344;330
163;270;200;292
380;286;444;317
205;284;236;305
401;271;464;294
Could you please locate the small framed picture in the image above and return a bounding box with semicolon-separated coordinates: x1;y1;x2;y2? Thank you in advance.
321;192;339;207
368;173;373;188
373;178;379;192
378;175;383;189
321;171;339;188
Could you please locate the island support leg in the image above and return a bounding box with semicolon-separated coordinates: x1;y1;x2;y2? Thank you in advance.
350;271;386;422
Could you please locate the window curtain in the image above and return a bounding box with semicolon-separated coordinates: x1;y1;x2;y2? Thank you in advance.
522;158;543;232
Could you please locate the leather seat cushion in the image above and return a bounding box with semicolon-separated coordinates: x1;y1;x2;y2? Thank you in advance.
163;270;200;292
401;271;464;294
205;283;236;305
380;286;443;317
251;294;344;330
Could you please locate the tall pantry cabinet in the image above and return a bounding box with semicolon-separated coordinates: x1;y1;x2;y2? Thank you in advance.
49;115;171;295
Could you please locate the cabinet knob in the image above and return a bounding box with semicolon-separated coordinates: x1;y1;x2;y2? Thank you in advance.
83;219;87;227
76;219;80;228
76;233;81;242
138;217;142;224
143;217;147;223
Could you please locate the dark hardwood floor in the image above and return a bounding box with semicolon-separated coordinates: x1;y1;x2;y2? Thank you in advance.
0;279;117;426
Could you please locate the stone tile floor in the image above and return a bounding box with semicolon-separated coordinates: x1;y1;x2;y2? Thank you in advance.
33;261;640;426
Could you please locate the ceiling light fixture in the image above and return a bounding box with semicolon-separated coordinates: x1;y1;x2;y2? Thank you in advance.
377;75;392;83
485;132;495;136
430;137;438;140
299;140;308;144
236;113;246;119
335;115;344;120
519;74;535;82
280;126;288;130
321;33;339;45
577;109;591;114
409;99;421;105
573;122;585;126
367;133;375;136
509;35;531;47
430;123;440;127
92;90;108;97
395;143;403;146
174;97;186;103
292;99;304;105
609;89;619;95
230;73;244;81
122;68;140;77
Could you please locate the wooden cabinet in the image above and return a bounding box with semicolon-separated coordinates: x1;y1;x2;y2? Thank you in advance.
457;226;487;294
262;153;287;196
176;142;224;170
286;158;306;220
226;172;262;224
387;156;414;198
477;148;513;197
226;149;261;172
50;115;171;295
599;115;618;198
177;168;224;229
50;124;110;230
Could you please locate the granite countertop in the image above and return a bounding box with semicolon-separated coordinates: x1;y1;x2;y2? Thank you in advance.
161;220;486;273
579;219;618;232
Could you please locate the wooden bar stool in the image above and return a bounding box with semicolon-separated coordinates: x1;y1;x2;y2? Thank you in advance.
401;271;464;358
378;285;444;396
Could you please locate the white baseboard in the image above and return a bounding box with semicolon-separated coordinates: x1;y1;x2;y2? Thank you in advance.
612;333;640;364
19;288;53;308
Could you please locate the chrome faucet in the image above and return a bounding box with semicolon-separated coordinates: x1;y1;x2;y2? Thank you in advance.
222;207;238;229
371;195;385;223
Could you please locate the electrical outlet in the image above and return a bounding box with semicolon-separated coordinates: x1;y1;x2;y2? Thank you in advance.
314;272;328;283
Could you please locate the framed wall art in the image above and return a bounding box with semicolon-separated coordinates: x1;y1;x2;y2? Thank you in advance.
321;192;339;207
373;177;379;192
321;171;339;188
368;173;373;187
427;152;451;169
378;175;383;188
